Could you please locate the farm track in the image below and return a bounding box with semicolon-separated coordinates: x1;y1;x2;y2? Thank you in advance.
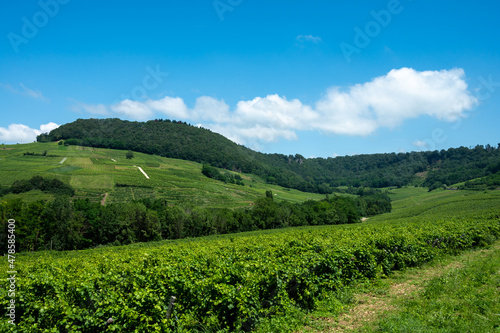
101;192;108;205
303;241;500;332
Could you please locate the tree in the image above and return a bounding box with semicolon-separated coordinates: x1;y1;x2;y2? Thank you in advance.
126;151;134;159
265;190;273;200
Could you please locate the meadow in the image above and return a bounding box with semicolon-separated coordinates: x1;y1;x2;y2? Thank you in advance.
1;186;498;332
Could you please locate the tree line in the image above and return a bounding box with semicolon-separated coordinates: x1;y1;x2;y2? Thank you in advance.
0;188;390;252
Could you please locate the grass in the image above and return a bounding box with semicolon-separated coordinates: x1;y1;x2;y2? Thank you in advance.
297;240;500;333
0;142;325;208
295;188;500;333
1;189;55;203
371;241;500;332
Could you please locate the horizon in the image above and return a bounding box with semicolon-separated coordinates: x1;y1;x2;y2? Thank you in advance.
1;0;499;158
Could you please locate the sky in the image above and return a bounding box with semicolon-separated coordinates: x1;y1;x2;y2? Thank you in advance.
1;0;499;158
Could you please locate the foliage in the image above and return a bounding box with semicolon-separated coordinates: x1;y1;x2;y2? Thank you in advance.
1;176;75;198
459;170;500;190
202;164;244;186
125;150;134;159
0;190;498;332
0;189;388;252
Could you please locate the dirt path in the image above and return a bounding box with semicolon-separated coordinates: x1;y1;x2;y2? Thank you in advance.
303;242;499;332
101;193;108;206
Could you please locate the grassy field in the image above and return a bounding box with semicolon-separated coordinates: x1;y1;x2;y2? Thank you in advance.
0;142;324;208
374;241;500;332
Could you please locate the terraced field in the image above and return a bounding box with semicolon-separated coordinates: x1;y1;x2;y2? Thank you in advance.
0;142;324;208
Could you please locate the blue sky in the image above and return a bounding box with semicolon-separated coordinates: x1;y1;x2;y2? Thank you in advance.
1;0;499;157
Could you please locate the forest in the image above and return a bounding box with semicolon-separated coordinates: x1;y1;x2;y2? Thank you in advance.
38;118;500;193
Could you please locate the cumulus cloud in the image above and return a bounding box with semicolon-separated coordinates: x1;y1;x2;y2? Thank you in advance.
192;96;230;122
111;99;154;120
215;68;477;143
0;82;48;101
146;96;189;119
75;68;477;146
412;140;430;149
314;68;477;136
0;122;59;143
296;35;322;43
209;123;298;145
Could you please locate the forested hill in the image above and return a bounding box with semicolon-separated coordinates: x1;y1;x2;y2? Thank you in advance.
38;118;500;193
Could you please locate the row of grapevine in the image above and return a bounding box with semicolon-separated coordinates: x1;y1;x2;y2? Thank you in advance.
1;193;499;332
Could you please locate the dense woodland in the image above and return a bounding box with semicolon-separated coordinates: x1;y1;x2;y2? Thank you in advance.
38;118;500;193
0;187;390;252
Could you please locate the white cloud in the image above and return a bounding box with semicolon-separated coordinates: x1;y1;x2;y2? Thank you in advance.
192;96;230;122
111;99;154;120
233;94;317;129
209;123;298;144
314;67;477;136
0;122;59;143
296;35;322;43
0;82;48;101
19;83;47;101
412;140;430;149
146;96;189;119
75;67;477;147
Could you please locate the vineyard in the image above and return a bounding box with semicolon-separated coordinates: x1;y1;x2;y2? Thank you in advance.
0;142;325;208
1;189;499;332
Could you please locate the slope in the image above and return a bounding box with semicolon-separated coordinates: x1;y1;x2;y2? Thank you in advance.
0;141;324;208
37;118;500;192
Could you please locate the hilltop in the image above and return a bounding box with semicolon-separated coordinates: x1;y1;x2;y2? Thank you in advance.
38;118;500;192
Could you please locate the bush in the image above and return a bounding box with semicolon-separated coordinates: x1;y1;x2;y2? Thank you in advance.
2;176;75;197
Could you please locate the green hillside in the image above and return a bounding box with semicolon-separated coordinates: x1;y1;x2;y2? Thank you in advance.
38;118;500;192
0;142;324;208
1;142;393;253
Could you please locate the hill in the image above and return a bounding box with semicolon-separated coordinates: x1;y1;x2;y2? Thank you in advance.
38;118;500;192
0;142;324;208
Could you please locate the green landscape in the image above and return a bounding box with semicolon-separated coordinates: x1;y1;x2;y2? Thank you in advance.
0;119;499;332
0;140;326;208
